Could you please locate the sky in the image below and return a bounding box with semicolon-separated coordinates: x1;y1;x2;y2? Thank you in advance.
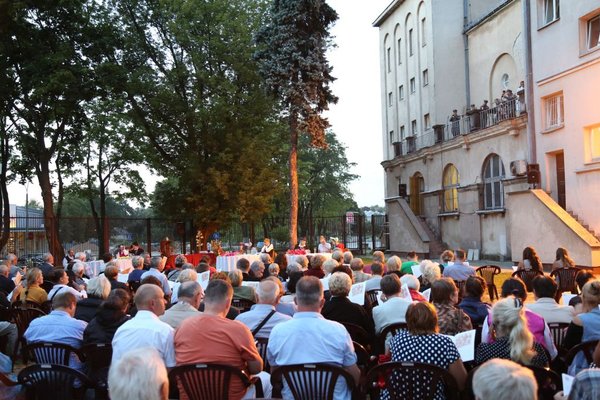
8;0;391;208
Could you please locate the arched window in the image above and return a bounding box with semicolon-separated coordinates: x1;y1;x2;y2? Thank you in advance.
483;154;505;209
443;164;459;212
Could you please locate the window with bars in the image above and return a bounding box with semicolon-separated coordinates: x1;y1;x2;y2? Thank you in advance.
443;164;459;212
543;93;564;130
483;154;505;210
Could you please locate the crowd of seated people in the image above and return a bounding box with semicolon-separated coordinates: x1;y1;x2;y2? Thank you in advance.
0;243;598;400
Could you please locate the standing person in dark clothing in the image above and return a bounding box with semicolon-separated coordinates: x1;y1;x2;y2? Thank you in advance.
450;109;460;136
83;289;131;345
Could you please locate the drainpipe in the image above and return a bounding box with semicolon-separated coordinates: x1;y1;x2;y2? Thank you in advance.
523;0;537;163
463;0;471;108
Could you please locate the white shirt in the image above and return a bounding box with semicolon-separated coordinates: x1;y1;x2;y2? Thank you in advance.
47;284;86;301
112;310;176;367
141;268;172;296
525;298;574;324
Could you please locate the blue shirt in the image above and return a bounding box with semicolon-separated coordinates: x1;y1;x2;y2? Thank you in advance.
443;261;476;281
128;269;145;282
267;312;357;399
141;268;172;296
235;304;291;339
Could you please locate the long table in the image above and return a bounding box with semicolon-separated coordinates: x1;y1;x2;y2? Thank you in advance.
216;254;261;272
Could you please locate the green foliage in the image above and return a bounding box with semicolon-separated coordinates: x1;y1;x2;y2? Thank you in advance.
115;0;283;230
255;0;338;147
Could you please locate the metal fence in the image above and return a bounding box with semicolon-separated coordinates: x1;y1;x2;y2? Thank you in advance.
2;213;389;260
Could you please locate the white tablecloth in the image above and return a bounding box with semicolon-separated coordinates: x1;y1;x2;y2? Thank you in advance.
84;258;133;278
216;254;260;272
285;252;332;265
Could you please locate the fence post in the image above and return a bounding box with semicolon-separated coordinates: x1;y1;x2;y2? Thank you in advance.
341;215;347;249
146;218;152;255
357;214;363;255
182;221;187;255
371;215;376;252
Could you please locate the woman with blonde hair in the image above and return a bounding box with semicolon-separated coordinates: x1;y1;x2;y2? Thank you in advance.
552;247;576;271
476;297;548;367
419;259;441;292
18;267;47;305
385;255;402;278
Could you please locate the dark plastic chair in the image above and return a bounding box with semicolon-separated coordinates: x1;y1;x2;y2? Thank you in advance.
270;363;356;399
168;363;263;400
11;305;46;363
81;343;113;399
511;270;544;292
566;339;599;366
524;365;562;400
550;267;581;301
377;322;408;354
547;322;570;355
18;363;94;400
475;265;501;301
366;361;460;400
341;322;372;349
129;280;142;293
26;342;84;366
353;341;376;374
255;338;270;371
231;298;255;313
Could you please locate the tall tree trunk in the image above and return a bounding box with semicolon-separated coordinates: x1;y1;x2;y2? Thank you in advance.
0;132;10;252
86;146;102;256
288;115;298;249
38;158;64;265
100;178;108;254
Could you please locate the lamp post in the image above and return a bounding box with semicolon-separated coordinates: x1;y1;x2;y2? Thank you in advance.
25;183;29;258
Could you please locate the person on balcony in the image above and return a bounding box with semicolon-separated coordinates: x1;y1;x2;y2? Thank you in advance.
449;109;460;137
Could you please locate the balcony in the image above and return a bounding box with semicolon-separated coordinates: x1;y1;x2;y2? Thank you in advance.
391;98;524;158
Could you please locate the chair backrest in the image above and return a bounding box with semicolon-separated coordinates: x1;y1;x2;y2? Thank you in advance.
169;363;252;400
11;306;46;337
26;342;83;366
566;339;599;366
341;322;372;349
129;280;142;293
353;341;375;372
366;361;460;400
475;265;501;284
271;363;356;400
524;365;562;400
366;290;379;307
511;270;543;292
547;323;570;352
255;338;270;371
378;322;408;353
231;298;255;313
550;267;580;294
81;343;113;386
18;363;94;400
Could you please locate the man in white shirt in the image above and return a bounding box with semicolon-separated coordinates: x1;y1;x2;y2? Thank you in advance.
526;275;574;324
365;262;384;292
372;274;411;334
112;284;176;367
141;257;172;297
235;280;291;338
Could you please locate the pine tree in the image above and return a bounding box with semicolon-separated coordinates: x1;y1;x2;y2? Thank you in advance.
255;0;338;248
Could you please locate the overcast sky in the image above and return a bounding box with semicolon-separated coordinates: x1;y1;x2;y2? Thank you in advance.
8;0;391;208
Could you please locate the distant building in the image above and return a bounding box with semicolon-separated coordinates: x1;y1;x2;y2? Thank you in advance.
4;204;46;257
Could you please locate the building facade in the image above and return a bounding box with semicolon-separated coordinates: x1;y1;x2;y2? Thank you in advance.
375;0;600;266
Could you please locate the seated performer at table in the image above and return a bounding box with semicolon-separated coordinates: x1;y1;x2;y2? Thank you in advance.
317;235;331;253
295;238;307;250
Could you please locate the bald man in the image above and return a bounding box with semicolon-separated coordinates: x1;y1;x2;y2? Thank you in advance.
111;284;175;367
235;280;291;339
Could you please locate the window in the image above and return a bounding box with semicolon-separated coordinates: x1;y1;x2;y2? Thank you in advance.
443;164;459;212
543;92;564;130
387;47;391;72
587;14;600;50
424;114;431;130
388;92;393;107
543;0;559;25
400;125;405;140
389;130;395;144
483;154;505;209
590;126;600;161
422;69;429;86
421;18;426;46
409;29;414;56
411;120;417;136
399;85;404;100
397;38;402;64
410;78;416;93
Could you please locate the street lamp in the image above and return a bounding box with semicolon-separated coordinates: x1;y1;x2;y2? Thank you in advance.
25;183;29;258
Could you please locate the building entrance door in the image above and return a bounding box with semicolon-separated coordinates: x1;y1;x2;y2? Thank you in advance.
556;152;566;209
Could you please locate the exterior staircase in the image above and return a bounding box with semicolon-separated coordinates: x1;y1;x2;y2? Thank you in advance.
417;216;448;260
567;209;600;242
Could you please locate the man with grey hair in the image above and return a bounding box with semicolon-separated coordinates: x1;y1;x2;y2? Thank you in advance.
332;251;343;266
295;255;309;271
248;260;265;282
322;259;338;277
351;257;371;283
236;257;251;281
160;281;202;329
259;252;272;268
0;262;21;297
167;254;187;282
235;280;291;339
112;284;175;367
286;261;302;275
128;256;145;283
342;251;353;267
62;248;75;268
472;359;537;400
365;261;384;292
268;277;360;399
7;253;22;279
39;252;55;279
141;257;171;297
71;262;87;291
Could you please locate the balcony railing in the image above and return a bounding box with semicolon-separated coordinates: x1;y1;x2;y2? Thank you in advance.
392;98;524;158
